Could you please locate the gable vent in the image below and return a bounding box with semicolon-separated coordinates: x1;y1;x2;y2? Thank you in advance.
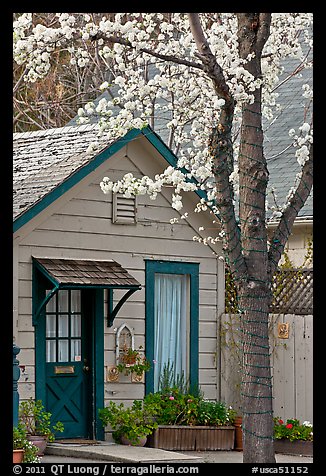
112;193;137;224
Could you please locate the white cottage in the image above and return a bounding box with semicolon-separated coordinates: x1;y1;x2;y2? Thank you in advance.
13;124;225;440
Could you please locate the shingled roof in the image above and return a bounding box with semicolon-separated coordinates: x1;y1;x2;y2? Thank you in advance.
13;124;109;220
34;257;141;288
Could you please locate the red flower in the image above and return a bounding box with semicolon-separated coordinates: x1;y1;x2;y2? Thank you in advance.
286;423;293;429
278;419;284;425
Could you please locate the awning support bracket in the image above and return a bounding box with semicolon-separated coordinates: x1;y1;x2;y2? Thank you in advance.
107;287;140;327
33;284;60;326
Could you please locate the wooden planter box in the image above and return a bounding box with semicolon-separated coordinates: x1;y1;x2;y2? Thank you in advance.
274;439;313;456
147;425;235;451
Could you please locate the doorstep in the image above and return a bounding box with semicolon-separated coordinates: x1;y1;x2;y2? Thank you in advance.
46;442;203;463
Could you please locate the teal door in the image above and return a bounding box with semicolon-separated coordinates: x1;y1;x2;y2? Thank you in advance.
43;289;91;439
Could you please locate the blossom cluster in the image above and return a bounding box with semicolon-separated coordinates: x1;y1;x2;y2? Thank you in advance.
100;167;197;211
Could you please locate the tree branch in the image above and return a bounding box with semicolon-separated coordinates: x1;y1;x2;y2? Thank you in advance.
187;13;233;101
90;32;203;70
268;144;313;277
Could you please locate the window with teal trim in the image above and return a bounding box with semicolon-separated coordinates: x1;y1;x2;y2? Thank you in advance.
145;261;199;393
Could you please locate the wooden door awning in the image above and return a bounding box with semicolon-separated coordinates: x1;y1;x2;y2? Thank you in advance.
32;257;141;326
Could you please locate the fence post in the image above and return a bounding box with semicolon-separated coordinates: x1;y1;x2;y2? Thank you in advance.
13;343;21;426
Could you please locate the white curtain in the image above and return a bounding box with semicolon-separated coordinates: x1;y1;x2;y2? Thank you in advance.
154;273;188;391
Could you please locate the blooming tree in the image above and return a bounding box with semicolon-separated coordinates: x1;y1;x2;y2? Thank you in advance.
13;12;313;463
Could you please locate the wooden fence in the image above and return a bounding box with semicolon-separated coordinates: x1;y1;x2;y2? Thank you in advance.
219;312;313;424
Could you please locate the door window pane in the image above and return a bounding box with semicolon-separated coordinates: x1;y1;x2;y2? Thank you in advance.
58;290;69;312
71;339;82;361
46;315;56;338
71;290;81;312
58;340;69;362
58;315;69;337
71;315;81;337
46;340;56;362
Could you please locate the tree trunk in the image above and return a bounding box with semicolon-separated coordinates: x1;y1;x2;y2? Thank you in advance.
236;13;276;463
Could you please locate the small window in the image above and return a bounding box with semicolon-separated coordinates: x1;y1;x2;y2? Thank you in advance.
112;193;137;224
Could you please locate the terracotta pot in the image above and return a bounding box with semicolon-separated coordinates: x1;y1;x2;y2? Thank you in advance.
13;449;25;463
233;416;243;451
27;434;48;455
120;435;147;446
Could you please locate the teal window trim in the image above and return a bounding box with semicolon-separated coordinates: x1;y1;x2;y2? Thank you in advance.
93;289;104;441
145;260;199;394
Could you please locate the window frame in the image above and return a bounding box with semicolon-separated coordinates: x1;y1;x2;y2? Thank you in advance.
145;260;199;394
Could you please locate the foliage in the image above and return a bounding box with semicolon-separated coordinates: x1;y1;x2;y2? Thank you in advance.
197;400;237;426
158;361;203;398
13;424;40;463
144;364;235;427
19;398;64;442
98;400;159;445
144;389;201;426
117;346;151;376
273;418;313;442
144;390;235;427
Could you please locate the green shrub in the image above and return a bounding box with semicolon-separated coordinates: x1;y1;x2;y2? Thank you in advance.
19;398;64;442
13;424;40;462
99;400;159;445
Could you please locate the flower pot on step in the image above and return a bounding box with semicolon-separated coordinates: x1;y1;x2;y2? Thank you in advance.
27;434;48;455
120;435;147;446
13;449;25;463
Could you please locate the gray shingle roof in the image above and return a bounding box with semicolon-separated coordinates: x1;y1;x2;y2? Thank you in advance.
34;257;141;287
13;124;109;219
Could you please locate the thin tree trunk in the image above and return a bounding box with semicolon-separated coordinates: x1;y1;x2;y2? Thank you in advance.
236;13;276;463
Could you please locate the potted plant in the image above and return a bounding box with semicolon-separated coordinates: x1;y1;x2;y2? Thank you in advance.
273;417;313;456
99;399;159;446
19;398;64;455
13;424;40;463
145;391;236;450
144;364;236;451
117;346;151;377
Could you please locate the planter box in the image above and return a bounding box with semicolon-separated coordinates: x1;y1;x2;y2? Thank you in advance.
274;439;313;456
147;425;235;451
